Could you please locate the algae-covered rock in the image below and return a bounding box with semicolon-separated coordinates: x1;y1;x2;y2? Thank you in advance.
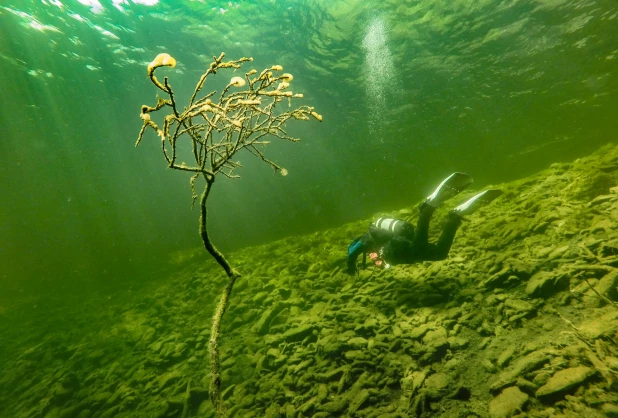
484;259;535;288
578;310;618;340
504;298;534;314
157;370;182;391
601;403;618;418
491;350;554;393
409;324;431;340
347;336;368;349
422;327;447;345
446;336;469;349
488;386;528;418
593;270;618;303
504;298;536;322
497;348;516;368
424;372;452;400
525;271;568;297
253;302;287;335
573;171;614;201
535;366;596;399
401;369;427;400
318;398;348;413
282;324;315;342
348;388;370;414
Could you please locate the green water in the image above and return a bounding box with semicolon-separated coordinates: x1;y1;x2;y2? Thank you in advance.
1;0;616;297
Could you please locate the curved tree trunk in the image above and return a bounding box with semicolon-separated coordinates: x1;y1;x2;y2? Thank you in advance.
199;180;240;417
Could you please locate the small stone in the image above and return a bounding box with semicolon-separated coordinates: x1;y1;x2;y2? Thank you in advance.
446;336;469;349
482;359;498;373
601;403;618;417
363;318;378;329
348;389;370;414
489;386;529;418
446;307;463;319
594;270;618;301
525;271;567;297
578;310;618;340
504;298;534;313
491;350;553;393
149;341;163;353
283;324;315;342
424;372;452;399
266;348;281;358
344;350;365;360
158;370;182;390
347;337;368;349
173;342;187;357
318;398;348;413
423;328;447;345
497;348;515;368
536;366;596;399
605;356;618;371
548;245;569;260
253;302;286;335
392;325;403;337
515;377;537;393
409;325;430;340
532;370;552;387
444;358;461;370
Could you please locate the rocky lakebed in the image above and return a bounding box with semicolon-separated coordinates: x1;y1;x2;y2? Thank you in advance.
2;144;618;418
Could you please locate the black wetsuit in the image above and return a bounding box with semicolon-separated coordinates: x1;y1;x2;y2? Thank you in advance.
346;202;463;274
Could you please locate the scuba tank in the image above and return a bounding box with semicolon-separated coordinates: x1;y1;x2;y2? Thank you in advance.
374;217;403;233
372;217;414;237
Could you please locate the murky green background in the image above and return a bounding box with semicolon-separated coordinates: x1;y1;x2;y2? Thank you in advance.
1;0;616;300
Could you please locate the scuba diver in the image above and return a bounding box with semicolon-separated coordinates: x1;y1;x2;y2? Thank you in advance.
346;172;503;275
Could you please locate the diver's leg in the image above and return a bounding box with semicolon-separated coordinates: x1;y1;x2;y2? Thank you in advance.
423;211;463;261
410;202;435;253
424;189;503;260
405;173;471;260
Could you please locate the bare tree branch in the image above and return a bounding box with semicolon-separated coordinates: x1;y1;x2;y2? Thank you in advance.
136;51;322;418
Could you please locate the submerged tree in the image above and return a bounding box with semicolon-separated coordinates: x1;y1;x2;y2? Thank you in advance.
136;52;322;416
